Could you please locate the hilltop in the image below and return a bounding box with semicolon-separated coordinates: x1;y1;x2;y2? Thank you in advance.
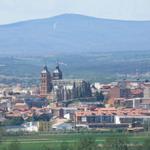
0;14;150;56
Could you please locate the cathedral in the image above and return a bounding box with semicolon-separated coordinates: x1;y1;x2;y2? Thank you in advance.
40;65;91;102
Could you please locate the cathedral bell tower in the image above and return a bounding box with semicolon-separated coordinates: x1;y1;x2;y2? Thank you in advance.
40;65;52;97
53;64;63;80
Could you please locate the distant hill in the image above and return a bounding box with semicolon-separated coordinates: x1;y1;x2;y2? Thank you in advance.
0;14;150;56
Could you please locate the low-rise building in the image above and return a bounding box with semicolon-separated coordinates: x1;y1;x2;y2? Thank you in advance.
75;107;150;128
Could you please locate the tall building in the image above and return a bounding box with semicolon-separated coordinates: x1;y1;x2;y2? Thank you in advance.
143;83;150;99
119;80;130;98
40;64;91;101
40;66;52;97
52;65;63;80
108;86;120;99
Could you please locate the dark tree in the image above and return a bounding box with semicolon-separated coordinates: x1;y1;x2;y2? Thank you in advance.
0;128;2;143
0;128;5;143
60;142;70;150
3;117;24;126
142;137;150;150
41;144;53;150
7;141;21;150
76;134;98;150
103;134;129;150
96;91;104;102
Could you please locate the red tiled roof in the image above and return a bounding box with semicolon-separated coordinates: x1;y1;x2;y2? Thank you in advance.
76;108;150;117
130;89;143;95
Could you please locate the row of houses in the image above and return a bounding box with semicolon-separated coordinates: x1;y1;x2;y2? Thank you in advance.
75;107;150;128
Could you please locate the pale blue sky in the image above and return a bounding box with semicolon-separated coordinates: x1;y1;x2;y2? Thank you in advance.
0;0;150;24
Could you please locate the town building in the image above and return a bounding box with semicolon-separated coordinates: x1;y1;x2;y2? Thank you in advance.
114;97;150;110
75;107;150;128
40;66;52;97
40;65;91;102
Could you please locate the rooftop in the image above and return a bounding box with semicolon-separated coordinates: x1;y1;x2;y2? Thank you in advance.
76;107;150;117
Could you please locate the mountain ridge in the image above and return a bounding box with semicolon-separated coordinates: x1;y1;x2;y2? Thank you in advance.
1;13;150;27
0;14;150;56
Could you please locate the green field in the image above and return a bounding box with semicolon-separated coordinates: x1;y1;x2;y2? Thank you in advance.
0;132;150;150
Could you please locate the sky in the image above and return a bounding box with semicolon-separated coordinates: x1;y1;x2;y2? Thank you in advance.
0;0;150;24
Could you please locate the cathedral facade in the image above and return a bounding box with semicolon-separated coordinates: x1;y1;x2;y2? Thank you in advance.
40;65;91;102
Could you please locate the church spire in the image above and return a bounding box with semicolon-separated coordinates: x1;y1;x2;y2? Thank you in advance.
53;63;63;80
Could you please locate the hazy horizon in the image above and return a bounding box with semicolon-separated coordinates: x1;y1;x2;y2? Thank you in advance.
0;0;150;25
